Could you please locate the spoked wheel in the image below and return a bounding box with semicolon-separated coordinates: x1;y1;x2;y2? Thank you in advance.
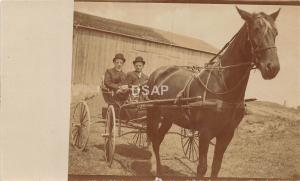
103;105;116;166
71;101;91;151
181;128;199;162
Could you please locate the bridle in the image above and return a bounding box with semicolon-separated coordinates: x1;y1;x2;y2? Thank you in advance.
206;16;277;70
246;20;277;68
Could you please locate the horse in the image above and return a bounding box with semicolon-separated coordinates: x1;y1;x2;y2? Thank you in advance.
146;7;281;178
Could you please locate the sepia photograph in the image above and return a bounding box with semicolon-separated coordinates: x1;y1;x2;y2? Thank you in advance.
68;2;300;179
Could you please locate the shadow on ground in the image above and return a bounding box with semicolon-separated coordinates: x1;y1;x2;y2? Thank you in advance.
95;144;151;159
130;160;190;177
115;144;152;159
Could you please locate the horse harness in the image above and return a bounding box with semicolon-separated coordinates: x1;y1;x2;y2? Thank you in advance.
175;21;277;114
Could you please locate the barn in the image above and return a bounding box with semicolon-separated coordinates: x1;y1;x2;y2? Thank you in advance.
72;11;219;103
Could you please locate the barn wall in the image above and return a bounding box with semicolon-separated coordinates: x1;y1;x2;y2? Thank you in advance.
72;27;215;86
71;27;216;105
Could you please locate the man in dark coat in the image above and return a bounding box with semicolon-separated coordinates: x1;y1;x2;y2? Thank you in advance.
104;53;129;101
126;56;149;86
126;56;149;101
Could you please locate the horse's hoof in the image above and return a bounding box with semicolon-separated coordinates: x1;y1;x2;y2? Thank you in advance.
154;176;163;181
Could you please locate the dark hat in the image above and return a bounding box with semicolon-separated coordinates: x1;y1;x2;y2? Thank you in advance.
133;56;145;65
113;53;126;63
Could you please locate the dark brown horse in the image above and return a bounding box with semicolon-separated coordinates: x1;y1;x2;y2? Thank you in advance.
146;7;281;177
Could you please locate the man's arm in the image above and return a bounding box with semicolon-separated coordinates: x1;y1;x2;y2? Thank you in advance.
104;70;120;90
126;72;133;86
143;73;149;82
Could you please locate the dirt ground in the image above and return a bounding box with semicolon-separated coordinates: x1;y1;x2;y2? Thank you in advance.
68;96;300;179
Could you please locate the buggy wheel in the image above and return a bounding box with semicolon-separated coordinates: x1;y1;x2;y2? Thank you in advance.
180;128;199;162
103;105;116;166
71;101;90;151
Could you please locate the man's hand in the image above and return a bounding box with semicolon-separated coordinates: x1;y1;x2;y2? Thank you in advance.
116;85;129;94
119;85;129;90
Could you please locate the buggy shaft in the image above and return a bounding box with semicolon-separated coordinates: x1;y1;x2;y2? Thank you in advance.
120;96;202;109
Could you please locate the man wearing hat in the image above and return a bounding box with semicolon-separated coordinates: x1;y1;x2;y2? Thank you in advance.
104;53;129;100
126;56;149;86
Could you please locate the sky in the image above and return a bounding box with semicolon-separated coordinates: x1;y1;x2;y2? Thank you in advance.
75;3;300;107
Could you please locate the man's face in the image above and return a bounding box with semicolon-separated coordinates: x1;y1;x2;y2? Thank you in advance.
134;62;144;72
114;59;124;70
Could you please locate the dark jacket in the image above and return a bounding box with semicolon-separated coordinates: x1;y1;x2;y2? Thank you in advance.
126;71;149;86
104;68;127;90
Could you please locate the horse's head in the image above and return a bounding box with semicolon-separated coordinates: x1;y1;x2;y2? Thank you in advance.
236;7;281;79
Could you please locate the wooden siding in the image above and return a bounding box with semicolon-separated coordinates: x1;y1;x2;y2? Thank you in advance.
72;27;215;86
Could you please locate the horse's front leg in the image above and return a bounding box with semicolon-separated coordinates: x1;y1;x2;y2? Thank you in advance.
197;128;211;177
211;130;234;177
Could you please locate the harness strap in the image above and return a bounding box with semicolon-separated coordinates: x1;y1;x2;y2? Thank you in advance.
203;69;212;102
221;70;229;91
194;64;253;96
174;74;194;104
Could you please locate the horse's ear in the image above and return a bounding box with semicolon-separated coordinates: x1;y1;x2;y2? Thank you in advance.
236;6;252;22
269;8;281;21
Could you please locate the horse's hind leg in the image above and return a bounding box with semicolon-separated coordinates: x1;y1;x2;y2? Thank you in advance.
197;128;212;177
147;108;172;176
211;131;234;177
152;119;172;176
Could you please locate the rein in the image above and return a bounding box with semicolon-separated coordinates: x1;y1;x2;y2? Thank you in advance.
203;62;255;70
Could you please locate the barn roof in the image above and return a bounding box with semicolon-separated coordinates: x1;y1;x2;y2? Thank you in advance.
74;11;219;54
